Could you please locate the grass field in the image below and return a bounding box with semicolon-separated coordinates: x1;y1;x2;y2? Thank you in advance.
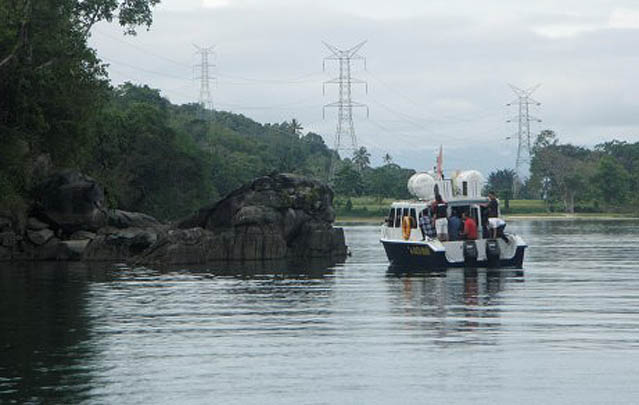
333;196;636;221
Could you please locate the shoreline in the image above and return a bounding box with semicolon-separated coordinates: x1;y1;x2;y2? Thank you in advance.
336;213;639;224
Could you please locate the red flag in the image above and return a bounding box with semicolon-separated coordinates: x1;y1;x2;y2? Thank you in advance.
436;145;443;180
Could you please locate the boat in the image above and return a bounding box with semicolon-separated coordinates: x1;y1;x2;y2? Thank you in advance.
380;169;527;269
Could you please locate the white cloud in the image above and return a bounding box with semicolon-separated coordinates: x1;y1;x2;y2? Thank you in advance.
609;8;639;29
88;0;639;174
533;7;639;38
202;0;231;8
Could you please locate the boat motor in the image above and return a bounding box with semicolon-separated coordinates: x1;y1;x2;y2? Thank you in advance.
485;239;501;267
463;240;478;266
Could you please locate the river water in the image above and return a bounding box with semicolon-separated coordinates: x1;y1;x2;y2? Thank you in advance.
1;219;639;404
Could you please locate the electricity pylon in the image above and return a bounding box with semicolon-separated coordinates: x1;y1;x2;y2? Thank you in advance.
507;83;541;192
194;44;215;120
322;41;369;155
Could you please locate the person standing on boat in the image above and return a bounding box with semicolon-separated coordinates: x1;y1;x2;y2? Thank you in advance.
419;209;435;240
448;210;462;241
484;191;507;240
432;194;448;241
485;191;499;238
461;211;478;240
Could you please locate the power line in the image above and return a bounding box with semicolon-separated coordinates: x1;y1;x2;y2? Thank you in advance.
93;28;193;69
216;71;324;84
100;55;188;80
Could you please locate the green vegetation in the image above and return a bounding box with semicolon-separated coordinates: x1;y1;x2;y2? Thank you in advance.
334;196;395;218
332;150;415;200
2;2;638;223
486;131;639;215
0;1;412;221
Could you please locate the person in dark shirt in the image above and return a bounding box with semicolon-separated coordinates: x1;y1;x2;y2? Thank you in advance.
432;194;448;241
487;191;499;218
447;210;462;241
461;211;478;240
484;191;502;239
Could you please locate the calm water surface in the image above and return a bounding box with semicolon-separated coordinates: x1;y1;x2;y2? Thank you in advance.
2;219;639;404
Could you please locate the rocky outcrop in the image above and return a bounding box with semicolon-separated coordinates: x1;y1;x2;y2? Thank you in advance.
1;171;347;264
83;227;160;261
33;170;107;233
0;170;164;261
107;209;162;229
136;173;347;264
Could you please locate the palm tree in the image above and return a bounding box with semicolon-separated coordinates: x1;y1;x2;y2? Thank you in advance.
352;146;371;172
290;118;303;136
383;153;392;165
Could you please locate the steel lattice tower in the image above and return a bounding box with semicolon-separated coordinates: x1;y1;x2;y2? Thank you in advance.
194;45;215;119
507;84;541;178
322;41;369;154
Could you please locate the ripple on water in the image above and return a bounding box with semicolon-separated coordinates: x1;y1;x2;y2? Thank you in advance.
2;219;639;404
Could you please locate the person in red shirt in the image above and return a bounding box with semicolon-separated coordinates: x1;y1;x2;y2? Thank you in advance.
461;211;478;240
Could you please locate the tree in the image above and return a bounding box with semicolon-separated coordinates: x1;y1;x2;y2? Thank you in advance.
333;162;364;196
289;118;303;136
0;0;161;212
592;155;631;205
532;129;558;155
352;146;371;172
529;136;594;213
486;169;516;209
383;153;393;165
364;164;414;200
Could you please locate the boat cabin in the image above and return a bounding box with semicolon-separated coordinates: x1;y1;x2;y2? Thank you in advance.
381;198;499;242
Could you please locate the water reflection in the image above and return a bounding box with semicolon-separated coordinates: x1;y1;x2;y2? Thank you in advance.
3;220;639;404
0;262;113;404
385;266;524;345
159;256;343;278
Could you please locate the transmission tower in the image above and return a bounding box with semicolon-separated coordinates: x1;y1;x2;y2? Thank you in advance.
194;44;215;120
322;41;369;155
507;84;541;178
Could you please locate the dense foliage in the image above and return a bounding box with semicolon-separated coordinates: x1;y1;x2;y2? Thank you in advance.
4;3;637;221
520;131;639;213
485;169;516;209
332;151;415;200
0;0;158;213
1;1;423;221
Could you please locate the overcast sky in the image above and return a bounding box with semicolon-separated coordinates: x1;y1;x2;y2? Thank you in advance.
89;0;639;175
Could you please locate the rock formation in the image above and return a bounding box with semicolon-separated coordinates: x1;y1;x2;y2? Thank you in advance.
0;171;347;264
33;170;107;233
136;173;347;264
0;170;163;261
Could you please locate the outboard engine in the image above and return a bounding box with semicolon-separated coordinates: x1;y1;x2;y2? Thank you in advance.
463;240;478;266
485;239;501;268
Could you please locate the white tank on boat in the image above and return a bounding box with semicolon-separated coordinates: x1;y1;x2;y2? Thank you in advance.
455;170;485;197
407;172;436;200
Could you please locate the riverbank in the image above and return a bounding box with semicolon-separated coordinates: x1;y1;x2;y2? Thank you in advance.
336;212;639;224
335;196;638;223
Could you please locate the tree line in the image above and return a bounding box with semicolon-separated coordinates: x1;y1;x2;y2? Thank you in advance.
0;0;415;220
4;2;637;221
486;130;639;214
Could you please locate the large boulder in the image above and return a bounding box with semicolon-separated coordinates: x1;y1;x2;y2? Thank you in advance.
34;170;107;233
26;228;54;246
27;217;49;231
0;216;12;232
83;227;159;261
107;209;162;229
139;173;346;264
0;231;16;261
